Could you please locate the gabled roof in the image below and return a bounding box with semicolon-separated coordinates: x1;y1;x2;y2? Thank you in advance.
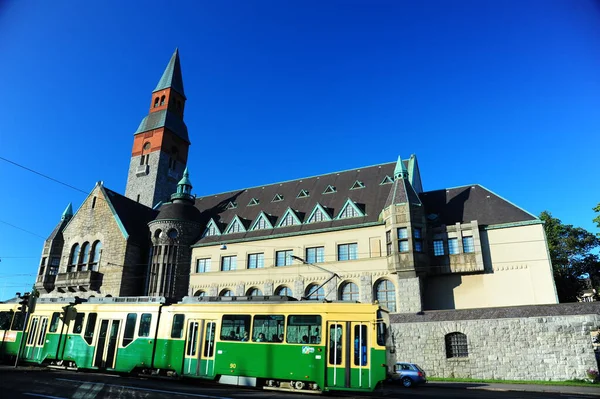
134;109;189;143
418;184;538;226
102;187;159;245
153;48;185;98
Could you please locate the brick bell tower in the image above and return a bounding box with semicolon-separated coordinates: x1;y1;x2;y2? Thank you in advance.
125;49;191;208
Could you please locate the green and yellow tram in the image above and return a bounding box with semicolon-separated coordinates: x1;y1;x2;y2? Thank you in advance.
0;303;24;361
7;295;391;394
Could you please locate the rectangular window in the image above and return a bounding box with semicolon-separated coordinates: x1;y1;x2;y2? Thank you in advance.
306;247;324;264
73;313;85;334
203;322;216;357
275;250;293;266
221;255;237;271
413;228;423;252
84;313;97;344
337;243;358;261
463;236;475;253
138;313;152;337
221;315;251;341
51;257;60;266
37;318;48;346
448;238;459;255
252;315;285;342
0;311;12;330
398;240;409;252
196;258;211;273
397;227;408;239
386;230;392;255
286;315;321;344
433;240;445;256
171;314;185;338
247;253;264;269
123;313;137;347
329;323;343;365
49;312;60;332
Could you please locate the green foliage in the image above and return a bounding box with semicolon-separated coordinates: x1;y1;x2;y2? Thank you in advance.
540;211;600;302
594;203;600;232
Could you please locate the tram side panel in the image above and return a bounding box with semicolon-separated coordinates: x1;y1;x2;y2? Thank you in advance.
153;307;188;376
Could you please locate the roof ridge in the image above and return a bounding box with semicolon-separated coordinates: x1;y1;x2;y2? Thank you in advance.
195;161;396;200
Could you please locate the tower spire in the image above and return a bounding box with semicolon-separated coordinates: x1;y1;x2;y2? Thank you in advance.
154;48;185;98
171;167;194;203
394;155;408;180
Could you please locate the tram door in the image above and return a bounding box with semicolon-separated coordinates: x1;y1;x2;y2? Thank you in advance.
183;319;217;378
93;319;121;369
326;321;371;390
23;316;48;363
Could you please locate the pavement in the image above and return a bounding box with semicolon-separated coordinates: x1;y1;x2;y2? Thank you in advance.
422;380;600;396
1;365;599;397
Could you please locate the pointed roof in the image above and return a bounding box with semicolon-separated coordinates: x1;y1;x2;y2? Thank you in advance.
394;156;408;179
153;48;185;98
384;174;422;208
61;203;73;220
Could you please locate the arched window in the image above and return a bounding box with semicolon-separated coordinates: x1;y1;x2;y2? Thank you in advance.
374;279;396;312
445;332;468;358
79;242;90;270
305;284;325;300
160;95;165;106
69;244;80;272
140;142;151;165
275;286;292;297
220;289;233;297
194;290;206;297
339;281;359;301
90;241;102;271
153;97;159;108
247;288;262;296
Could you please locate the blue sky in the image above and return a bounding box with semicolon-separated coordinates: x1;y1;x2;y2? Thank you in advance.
0;0;599;300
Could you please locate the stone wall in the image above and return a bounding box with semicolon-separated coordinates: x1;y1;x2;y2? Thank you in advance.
390;302;600;381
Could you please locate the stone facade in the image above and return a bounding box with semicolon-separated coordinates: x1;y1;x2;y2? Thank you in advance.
125;150;184;209
390;303;600;381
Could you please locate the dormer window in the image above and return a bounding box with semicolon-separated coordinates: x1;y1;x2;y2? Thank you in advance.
277;208;301;227
337;199;365;219
323;185;336;194
307;203;332;224
350;180;365;190
248;198;260;206
380;175;393;185
226;201;237;210
297;189;309;199
272;194;284;202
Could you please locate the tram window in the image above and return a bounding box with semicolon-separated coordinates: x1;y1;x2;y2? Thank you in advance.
0;311;12;330
353;325;368;366
84;313;97;344
376;310;387;346
329;324;343;365
73;313;85;334
171;314;185;338
221;315;251;341
286;315;322;344
138;314;152;337
252;315;284;342
27;318;39;345
203;322;216;357
123;313;137;347
11;312;25;331
49;312;60;332
37;318;49;346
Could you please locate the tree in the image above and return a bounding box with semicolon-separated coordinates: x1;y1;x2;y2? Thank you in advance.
540;211;600;302
594;203;600;232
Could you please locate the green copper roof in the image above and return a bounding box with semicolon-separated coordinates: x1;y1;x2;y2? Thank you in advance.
153;48;185;98
61;203;73;220
394;155;408;179
135;109;190;143
171;167;194;202
178;167;192;187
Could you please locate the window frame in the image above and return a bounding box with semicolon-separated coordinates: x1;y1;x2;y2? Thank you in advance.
275;250;294;267
196;258;211;273
337;243;358;261
221;255;237;271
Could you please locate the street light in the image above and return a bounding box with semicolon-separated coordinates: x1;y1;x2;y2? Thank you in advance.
291;255;340;300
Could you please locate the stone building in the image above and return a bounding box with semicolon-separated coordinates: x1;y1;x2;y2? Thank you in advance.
33;49;599;380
